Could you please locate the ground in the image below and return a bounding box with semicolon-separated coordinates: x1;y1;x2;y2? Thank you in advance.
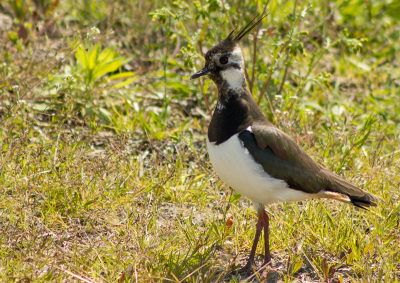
1;0;400;282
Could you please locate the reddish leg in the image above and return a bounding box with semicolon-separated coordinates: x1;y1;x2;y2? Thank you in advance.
262;209;272;266
239;209;271;273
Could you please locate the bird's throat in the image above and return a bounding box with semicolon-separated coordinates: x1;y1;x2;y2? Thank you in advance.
220;68;246;92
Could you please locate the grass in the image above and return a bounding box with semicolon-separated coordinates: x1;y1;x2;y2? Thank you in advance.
1;0;400;282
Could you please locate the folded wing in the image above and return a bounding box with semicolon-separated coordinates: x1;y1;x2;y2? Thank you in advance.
238;124;379;208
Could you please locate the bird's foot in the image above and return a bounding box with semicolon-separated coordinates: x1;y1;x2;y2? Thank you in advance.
236;260;256;275
236;255;272;276
261;254;272;267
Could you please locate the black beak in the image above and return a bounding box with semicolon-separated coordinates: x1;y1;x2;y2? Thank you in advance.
190;67;210;80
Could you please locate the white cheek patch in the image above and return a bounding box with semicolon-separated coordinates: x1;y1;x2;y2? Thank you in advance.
221;68;245;90
230;46;244;68
232;46;243;57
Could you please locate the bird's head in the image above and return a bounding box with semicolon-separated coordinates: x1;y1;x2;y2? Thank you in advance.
190;16;266;89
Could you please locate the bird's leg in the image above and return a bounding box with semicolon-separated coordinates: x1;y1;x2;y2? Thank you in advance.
238;210;264;273
261;209;272;266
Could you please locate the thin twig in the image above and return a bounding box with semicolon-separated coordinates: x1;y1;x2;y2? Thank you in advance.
165;10;191;44
379;149;400;160
266;89;277;120
188;1;207;57
199;79;212;116
56;267;97;283
278;51;290;94
250;0;270;94
249;4;260;94
179;263;208;281
257;0;308;105
257;40;291;105
221;0;234;30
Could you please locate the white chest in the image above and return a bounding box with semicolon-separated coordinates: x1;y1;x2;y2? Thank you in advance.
207;134;313;205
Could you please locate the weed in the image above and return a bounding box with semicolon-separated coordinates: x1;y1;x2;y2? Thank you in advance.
0;0;399;282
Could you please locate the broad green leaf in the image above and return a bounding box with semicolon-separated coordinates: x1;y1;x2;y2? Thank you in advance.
165;81;193;94
363;242;374;254
347;252;355;265
93;58;128;79
301;102;327;115
292;259;303;274
112;76;138;88
108;72;135;80
7;31;18;41
354;130;371;147
98;47;115;63
348;57;370;71
155;131;164;140
229;193;241;203
75;47;89;69
99;107;112;123
32;103;49;111
87;44;100;70
354;115;377;147
167;57;184;68
202;78;211;95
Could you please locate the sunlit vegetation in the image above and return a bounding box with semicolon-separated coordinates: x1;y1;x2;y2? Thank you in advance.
1;0;399;282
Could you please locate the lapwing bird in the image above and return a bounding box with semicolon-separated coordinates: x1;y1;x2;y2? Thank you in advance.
190;16;379;272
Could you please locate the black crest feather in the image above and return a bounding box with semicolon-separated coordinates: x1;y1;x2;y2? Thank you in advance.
225;14;267;43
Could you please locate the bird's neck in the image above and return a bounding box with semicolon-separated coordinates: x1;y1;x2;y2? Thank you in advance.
208;69;267;145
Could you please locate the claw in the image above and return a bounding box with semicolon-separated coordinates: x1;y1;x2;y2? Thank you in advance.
236;261;256;275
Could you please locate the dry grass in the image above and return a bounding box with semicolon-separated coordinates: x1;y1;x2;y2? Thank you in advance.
1;0;400;282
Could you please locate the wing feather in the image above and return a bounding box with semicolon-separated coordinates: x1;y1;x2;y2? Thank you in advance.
239;125;379;207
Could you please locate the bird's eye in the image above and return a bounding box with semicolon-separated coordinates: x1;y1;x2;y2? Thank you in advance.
219;56;228;64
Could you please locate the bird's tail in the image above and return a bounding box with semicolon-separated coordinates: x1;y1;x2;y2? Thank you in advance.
323;170;380;209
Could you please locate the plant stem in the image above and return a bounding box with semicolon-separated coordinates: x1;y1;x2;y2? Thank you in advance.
166;10;192;44
257;40;290;105
278;51;290;94
161;14;171;129
221;0;234;30
250;0;270;94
